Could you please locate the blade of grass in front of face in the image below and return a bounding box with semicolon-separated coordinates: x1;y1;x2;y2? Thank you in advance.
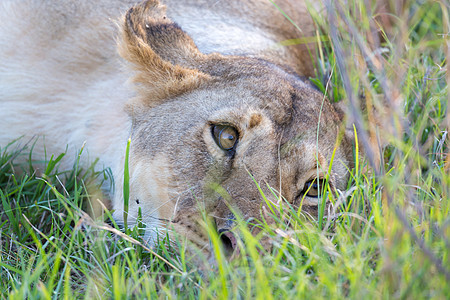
123;138;131;231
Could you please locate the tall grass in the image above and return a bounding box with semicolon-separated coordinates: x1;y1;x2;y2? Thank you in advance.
1;0;448;298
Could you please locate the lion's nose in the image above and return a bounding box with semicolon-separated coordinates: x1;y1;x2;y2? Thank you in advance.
218;228;239;256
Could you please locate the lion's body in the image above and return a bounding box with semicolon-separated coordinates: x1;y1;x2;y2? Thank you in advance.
0;0;352;251
0;1;134;175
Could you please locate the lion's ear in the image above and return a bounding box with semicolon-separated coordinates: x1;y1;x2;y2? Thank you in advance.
119;0;210;107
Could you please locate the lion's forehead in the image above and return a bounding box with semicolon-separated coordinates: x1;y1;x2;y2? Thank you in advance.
206;58;330;125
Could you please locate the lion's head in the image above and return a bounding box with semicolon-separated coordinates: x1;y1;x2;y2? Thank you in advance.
112;1;353;254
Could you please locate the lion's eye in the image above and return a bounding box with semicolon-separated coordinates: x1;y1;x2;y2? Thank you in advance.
212;125;238;151
302;179;326;198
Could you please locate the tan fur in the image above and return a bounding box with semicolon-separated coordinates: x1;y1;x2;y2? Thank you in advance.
0;0;353;254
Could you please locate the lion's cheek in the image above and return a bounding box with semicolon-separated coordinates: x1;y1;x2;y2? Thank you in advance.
126;154;178;236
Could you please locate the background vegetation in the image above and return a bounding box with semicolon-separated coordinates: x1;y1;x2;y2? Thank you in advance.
1;0;448;298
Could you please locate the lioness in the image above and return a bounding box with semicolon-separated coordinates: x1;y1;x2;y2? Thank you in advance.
0;0;353;253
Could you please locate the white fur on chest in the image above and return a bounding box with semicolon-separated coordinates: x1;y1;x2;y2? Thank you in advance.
0;1;132;174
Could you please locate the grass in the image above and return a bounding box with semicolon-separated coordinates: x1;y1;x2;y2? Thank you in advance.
1;0;449;298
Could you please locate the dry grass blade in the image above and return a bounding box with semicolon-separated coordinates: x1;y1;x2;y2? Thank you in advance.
75;211;184;274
